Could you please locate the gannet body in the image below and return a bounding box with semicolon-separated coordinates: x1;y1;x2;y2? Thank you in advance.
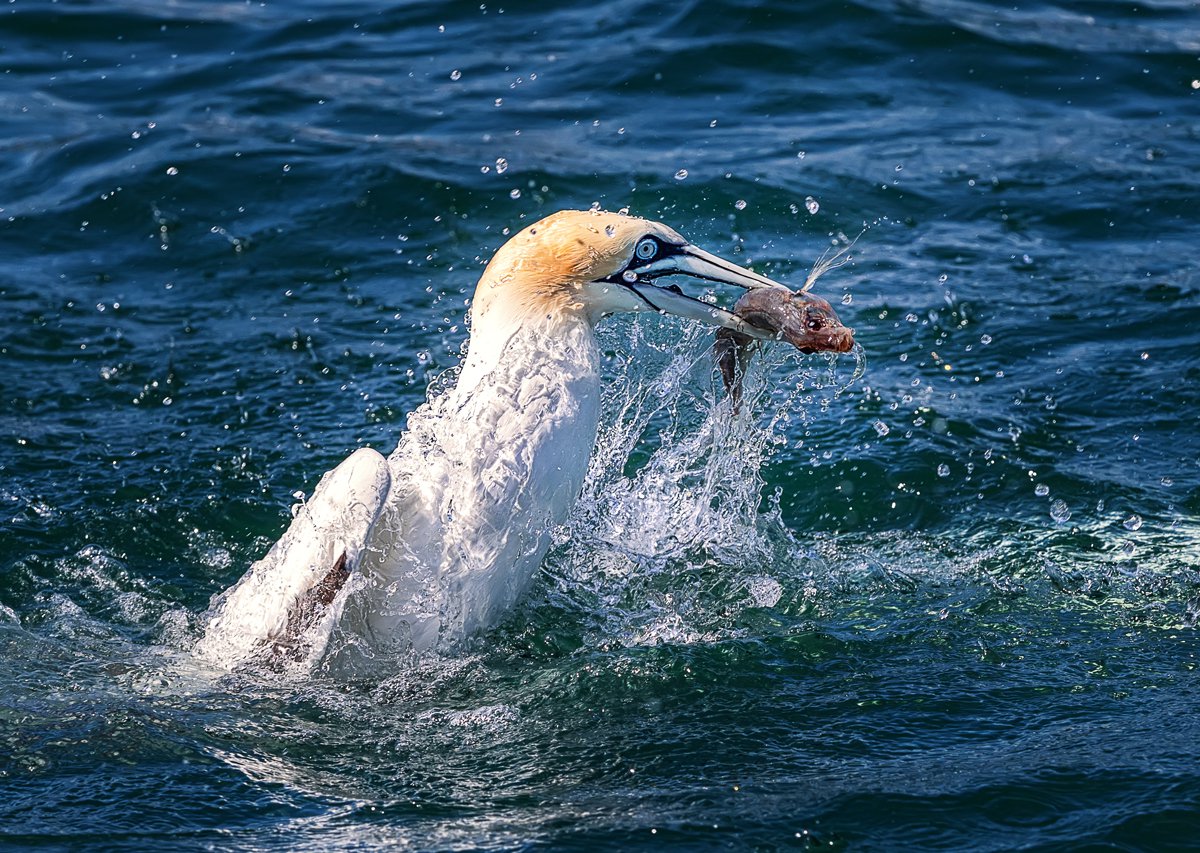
197;209;794;671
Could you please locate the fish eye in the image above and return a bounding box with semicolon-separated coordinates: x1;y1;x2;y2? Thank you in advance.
805;314;826;331
634;237;658;260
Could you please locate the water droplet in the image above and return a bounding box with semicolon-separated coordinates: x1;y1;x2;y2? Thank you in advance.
841;293;852;305
936;463;950;477
494;98;503;107
495;157;508;174
509;188;521;199
449;69;461;81
165;166;178;175
480;165;491;174
872;421;890;437
622;270;638;283
1050;499;1071;523
1140;351;1149;361
796;151;806;159
709;119;718;128
734;199;747;210
980;334;993;345
674;169;688;181
1122;514;1143;531
905;313;918;323
605;224;616;237
804;196;819;214
1035;484;1049;497
1161;476;1174;487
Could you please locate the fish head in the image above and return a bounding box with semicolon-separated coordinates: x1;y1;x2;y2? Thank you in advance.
731;288;855;354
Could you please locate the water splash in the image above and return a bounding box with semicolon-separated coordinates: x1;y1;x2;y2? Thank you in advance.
837;342;868;397
540;318;858;648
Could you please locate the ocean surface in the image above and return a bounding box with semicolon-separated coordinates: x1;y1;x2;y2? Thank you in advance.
3;0;1200;849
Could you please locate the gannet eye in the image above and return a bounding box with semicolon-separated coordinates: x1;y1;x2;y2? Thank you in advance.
634;237;658;261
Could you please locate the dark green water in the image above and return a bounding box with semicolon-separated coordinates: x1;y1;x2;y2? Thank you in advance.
3;0;1200;849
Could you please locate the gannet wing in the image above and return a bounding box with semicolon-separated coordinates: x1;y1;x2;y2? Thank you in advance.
196;447;391;670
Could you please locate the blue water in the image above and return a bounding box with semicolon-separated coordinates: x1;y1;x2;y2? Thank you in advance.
3;0;1200;849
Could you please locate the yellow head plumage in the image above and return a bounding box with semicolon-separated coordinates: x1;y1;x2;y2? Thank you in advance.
471;209;686;322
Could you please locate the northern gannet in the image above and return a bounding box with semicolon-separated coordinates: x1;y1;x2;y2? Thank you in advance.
197;209;828;671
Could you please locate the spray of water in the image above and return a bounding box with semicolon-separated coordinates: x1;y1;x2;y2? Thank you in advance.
537;316;860;647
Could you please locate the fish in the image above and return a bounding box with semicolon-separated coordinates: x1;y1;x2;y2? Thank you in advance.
715;287;854;409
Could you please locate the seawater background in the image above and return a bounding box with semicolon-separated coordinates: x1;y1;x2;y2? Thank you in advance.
3;0;1200;849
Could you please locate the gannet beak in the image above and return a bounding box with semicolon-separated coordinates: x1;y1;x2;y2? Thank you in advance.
621;244;791;342
635;244;792;292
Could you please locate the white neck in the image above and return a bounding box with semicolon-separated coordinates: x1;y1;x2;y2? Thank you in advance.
457;291;593;395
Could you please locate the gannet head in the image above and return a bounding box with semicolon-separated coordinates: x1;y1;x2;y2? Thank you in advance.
472;209;790;341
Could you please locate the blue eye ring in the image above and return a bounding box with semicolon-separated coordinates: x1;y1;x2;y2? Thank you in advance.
635;237;658;260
